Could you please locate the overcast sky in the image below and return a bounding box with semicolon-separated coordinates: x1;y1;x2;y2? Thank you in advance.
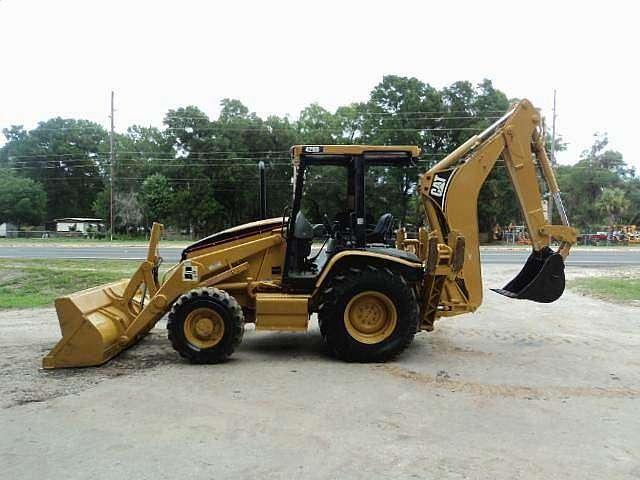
0;0;637;167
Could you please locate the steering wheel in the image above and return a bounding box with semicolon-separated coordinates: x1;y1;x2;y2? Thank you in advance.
322;214;334;238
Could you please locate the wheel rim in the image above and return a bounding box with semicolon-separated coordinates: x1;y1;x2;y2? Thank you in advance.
343;291;397;344
184;307;225;349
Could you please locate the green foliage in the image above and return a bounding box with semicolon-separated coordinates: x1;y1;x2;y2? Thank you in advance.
363;76;442;224
1;119;108;220
1;79;635;237
92;189;109;225
0;170;47;225
115;190;143;232
297;103;339;143
596;187;630;226
556;133;637;230
140;173;173;227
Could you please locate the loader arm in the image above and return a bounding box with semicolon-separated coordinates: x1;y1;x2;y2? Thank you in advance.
419;99;577;320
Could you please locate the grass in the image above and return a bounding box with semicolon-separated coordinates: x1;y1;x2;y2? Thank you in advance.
571;276;640;303
0;259;141;309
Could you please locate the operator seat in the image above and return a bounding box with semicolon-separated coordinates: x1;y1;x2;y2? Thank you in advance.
367;213;394;244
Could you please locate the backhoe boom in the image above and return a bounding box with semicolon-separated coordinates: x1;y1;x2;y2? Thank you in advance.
418;99;577;327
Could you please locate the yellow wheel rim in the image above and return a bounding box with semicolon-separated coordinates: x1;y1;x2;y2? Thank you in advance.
343;291;397;344
184;307;225;349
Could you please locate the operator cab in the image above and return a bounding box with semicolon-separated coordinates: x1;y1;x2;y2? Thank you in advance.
283;145;421;290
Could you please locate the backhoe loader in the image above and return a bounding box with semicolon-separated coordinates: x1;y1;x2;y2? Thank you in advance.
43;99;578;368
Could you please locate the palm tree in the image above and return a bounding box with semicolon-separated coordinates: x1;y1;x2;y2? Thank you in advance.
596;187;630;228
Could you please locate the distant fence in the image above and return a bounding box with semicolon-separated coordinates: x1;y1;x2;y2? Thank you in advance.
1;230;97;239
1;229;194;240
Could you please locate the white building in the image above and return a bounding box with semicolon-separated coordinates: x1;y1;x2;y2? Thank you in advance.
0;223;17;238
54;218;104;234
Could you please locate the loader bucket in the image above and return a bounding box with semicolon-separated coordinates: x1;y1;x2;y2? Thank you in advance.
42;279;144;369
43;222;164;369
491;247;565;303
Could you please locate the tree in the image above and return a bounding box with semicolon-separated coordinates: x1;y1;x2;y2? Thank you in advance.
1;119;109;220
5;76;633;237
556;133;631;230
597;187;630;228
335;103;367;143
364;75;444;224
261;115;298;217
115;191;143;233
623;177;640;225
297;103;339;144
162;105;221;235
140;174;173;227
114;125;169;184
0;170;47;226
449;80;514;234
91;189;109;226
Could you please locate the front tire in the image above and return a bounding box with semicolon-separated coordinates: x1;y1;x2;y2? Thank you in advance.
318;266;418;362
167;287;244;364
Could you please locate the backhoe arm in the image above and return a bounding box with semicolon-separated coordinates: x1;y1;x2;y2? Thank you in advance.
419;99;577;319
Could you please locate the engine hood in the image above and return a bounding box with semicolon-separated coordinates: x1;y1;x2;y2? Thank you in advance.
181;217;284;260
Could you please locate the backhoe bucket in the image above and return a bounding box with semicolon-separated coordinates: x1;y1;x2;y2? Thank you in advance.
491;247;565;303
42;280;144;369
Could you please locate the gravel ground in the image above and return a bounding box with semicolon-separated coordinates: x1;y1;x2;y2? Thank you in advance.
0;264;639;479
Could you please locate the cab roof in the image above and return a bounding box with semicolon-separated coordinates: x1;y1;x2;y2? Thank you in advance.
290;145;421;166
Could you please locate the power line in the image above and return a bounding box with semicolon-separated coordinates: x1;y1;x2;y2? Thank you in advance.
7;151;457;162
25;176;300;185
7;158;293;166
22;162;572;185
5;152;108;159
160;115;502;122
116;149;290;155
8;159;602;171
161;126;485;132
162;112;506;120
4;122;495;135
3;150;290;159
6;160;294;168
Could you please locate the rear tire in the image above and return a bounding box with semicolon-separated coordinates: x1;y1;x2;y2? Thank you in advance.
167;287;244;364
318;266;418;362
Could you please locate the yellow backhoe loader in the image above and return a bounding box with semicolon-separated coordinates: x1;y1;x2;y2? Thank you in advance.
43;99;578;368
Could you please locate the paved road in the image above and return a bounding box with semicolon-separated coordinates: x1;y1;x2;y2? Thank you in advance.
480;250;640;267
1;245;640;266
0;246;180;261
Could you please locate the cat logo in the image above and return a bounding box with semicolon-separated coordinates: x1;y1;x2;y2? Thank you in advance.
428;168;456;210
430;174;447;197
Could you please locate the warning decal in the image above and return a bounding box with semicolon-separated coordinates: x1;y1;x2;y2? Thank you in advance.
182;263;199;282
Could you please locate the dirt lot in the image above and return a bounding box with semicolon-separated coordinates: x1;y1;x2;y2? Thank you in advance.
1;264;639;479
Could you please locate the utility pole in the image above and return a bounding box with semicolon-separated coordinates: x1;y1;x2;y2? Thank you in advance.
258;161;267;220
109;91;115;242
547;89;557;222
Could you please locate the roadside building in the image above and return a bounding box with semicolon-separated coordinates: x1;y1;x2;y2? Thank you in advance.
54;218;104;235
0;222;17;238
